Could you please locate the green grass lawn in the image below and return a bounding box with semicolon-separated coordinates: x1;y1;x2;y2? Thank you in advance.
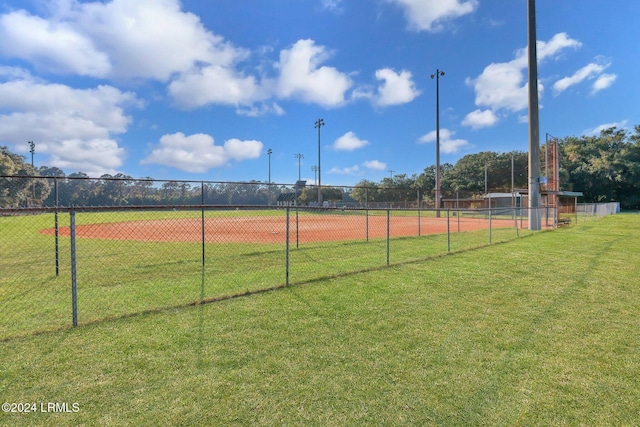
1;209;525;340
1;213;639;426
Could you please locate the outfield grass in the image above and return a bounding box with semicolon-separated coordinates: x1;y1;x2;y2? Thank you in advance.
1;213;638;425
1;209;526;340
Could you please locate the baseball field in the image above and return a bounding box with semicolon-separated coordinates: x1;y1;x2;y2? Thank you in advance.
2;211;637;425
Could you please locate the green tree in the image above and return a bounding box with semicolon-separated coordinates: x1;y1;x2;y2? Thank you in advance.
350;180;380;204
415;163;454;204
0;146;51;207
322;186;344;202
61;172;94;206
560;126;640;208
378;174;417;203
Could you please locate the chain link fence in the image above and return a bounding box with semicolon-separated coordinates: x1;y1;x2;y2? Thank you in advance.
1;176;618;340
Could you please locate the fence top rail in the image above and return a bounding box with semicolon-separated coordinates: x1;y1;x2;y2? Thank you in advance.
2;204;287;214
1;174;388;192
0;204;534;215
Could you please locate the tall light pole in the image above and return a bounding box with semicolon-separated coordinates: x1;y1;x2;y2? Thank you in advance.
431;69;444;217
267;148;272;205
28;141;35;167
267;148;272;183
311;165;318;185
28;141;35;205
314;118;325;205
294;153;304;180
527;0;541;230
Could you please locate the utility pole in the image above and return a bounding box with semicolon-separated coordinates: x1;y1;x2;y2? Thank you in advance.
294;153;304;180
314;118;325;205
388;170;394;179
527;0;541;230
431;69;445;217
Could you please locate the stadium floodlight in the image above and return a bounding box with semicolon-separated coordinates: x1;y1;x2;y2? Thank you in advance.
28;140;36;204
314;119;325;205
28;141;35;166
294;153;304;181
430;70;444;217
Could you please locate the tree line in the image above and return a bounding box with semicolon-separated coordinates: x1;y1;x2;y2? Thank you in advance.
2;125;639;209
351;125;640;209
0;158;350;208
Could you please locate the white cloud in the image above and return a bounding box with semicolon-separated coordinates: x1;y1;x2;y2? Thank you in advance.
553;59;615;95
48;138;125;175
168;65;267;110
170;38;355;111
418;128;469;154
584;121;628;136
373;68;420;106
0;9;111;77
0;66;34;80
141;132;263;173
0;73;138;175
333;131;370;151
275;39;352;107
363;160;387;171
532;33;582;64
329;165;361;175
419;128;452;143
386;0;478;32
465;61;531;113
0;0;243;81
0;3;372;114
440;138;470;154
591;73;616;94
321;0;344;13
236;102;285;117
224;138;263;161
464;32;581;129
462;109;499;130
553;63;604;94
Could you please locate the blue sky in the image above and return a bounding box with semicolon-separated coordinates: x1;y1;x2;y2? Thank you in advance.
1;0;638;186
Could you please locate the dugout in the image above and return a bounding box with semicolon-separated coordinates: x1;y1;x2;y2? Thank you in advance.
276;193;299;206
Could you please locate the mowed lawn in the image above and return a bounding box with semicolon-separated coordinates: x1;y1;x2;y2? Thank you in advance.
1;214;639;426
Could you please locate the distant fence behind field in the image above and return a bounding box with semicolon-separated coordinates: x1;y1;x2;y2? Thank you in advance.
0;176;619;340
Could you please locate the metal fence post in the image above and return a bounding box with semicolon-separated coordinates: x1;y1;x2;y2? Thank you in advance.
285;207;290;287
387;209;391;265
55;177;60;276
447;209;451;253
70;208;78;327
366;188;369;242
417;189;421;236
386;209;390;266
200;182;206;302
489;206;492;244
